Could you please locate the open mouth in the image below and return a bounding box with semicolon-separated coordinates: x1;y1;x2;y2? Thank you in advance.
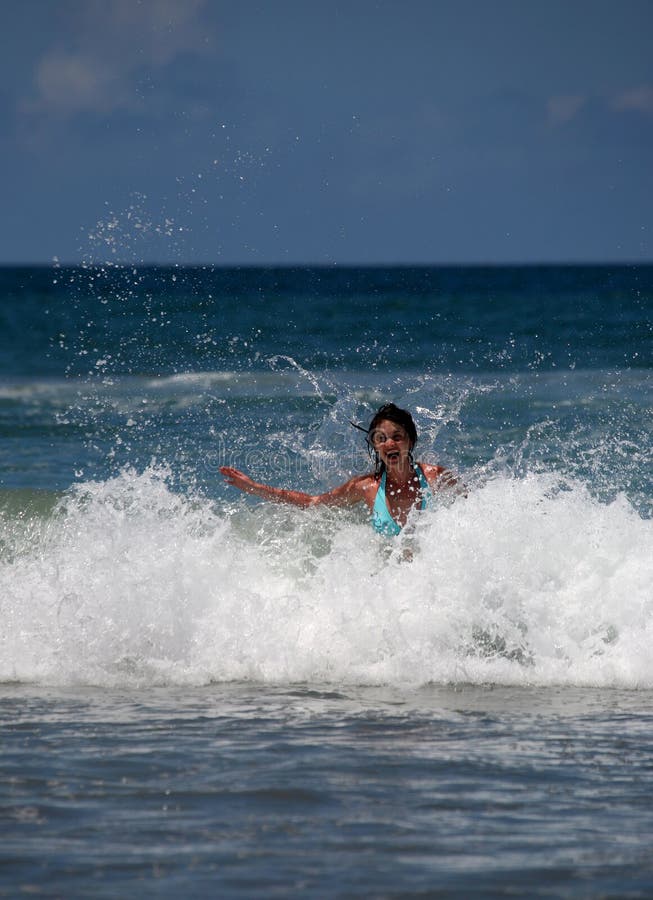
386;451;400;462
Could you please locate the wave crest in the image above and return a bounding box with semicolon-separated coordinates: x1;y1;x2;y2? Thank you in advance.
1;467;651;689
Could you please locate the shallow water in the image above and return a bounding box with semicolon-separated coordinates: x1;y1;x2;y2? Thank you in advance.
3;683;653;897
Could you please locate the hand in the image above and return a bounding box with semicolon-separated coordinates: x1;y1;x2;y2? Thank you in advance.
220;466;256;494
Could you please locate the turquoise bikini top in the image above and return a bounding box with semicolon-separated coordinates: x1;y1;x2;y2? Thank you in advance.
371;464;431;536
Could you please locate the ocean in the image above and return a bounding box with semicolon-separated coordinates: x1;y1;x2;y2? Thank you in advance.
1;263;652;896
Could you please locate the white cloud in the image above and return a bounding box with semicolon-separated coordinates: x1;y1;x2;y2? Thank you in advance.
26;0;211;117
612;84;653;114
34;53;127;115
546;94;586;126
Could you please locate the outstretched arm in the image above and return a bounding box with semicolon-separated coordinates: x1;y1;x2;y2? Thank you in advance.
220;466;370;509
220;466;318;508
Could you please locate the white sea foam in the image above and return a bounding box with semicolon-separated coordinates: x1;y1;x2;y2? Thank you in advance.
1;467;651;689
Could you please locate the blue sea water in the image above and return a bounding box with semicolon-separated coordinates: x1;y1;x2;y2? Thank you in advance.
1;263;652;896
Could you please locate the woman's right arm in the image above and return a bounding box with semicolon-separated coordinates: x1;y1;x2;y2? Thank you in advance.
220;466;317;508
220;467;372;509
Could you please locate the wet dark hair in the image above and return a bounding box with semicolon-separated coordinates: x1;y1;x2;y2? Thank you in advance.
352;403;418;478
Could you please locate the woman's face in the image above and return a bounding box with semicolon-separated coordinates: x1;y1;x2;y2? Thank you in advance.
369;419;412;470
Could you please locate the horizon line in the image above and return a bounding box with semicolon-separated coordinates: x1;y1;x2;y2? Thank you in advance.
1;259;652;270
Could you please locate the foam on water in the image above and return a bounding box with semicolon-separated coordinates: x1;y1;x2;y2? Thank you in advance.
1;466;651;689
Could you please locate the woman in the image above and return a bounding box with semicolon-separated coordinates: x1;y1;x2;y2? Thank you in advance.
220;403;462;535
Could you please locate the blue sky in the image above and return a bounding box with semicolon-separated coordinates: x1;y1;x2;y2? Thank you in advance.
2;0;652;264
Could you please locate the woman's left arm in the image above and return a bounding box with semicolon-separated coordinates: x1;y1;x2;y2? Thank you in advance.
422;463;467;496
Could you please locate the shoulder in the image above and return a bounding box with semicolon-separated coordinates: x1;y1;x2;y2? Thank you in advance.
417;462;459;489
341;473;379;498
416;461;446;479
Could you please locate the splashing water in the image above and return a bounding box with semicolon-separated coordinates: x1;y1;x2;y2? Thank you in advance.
1;464;650;689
